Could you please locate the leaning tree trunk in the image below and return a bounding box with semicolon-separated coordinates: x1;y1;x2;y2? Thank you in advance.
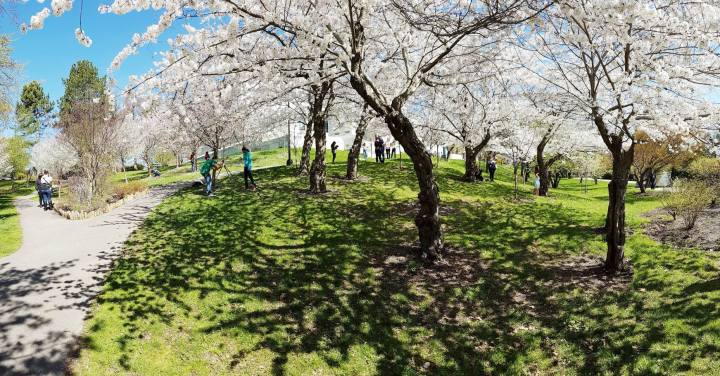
386;113;443;260
298;124;313;175
605;142;635;273
348;64;442;260
346;112;371;180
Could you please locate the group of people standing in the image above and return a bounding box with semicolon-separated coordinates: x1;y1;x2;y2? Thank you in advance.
362;136;398;163
199;147;256;197
35;171;54;211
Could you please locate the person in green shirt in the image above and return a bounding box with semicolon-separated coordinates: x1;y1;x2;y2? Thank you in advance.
200;154;220;196
242;146;256;190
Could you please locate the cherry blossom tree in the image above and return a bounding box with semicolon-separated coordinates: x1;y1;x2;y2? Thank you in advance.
523;1;720;272
22;0;547;259
30;135;78;177
498;121;540;198
422;79;514;182
0;138;12;177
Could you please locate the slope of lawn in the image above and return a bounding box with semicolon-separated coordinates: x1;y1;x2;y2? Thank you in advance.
73;158;720;375
0;180;33;257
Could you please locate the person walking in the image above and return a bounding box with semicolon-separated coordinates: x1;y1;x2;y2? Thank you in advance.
35;173;44;207
200;154;218;196
39;171;53;210
391;145;397;159
242;146;256;190
362;143;368;159
533;172;541;195
331;141;339;163
488;155;497;182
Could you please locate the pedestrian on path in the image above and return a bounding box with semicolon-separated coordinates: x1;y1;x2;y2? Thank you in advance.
39;171;53;210
35;173;44;207
243;146;256;190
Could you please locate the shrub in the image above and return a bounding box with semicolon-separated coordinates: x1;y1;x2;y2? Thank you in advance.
155;151;176;167
112;181;147;200
65;176;111;212
688;157;720;205
662;179;714;230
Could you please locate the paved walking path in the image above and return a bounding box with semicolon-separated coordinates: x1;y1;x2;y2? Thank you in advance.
0;183;188;375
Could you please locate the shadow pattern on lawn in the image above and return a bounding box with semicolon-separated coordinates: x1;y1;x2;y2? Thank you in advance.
76;164;720;375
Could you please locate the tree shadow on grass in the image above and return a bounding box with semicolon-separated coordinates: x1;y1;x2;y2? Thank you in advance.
76;164;720;375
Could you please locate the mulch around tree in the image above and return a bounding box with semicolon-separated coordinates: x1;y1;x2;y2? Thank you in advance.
645;207;720;251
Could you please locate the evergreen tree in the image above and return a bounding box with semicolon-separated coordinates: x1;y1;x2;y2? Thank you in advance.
15;80;54;141
59;60;106;120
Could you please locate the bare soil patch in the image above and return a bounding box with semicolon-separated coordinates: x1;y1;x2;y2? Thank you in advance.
645;207;720;251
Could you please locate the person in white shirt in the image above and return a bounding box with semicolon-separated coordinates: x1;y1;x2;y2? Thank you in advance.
39;170;53;210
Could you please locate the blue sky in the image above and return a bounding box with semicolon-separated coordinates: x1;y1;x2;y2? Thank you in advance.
2;2;187;103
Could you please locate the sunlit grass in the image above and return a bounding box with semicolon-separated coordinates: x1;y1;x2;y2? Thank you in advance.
74;157;720;375
0;180;33;257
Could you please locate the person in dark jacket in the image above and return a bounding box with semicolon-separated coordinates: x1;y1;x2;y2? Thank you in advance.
35;173;43;207
488;156;497;182
331;141;339;163
39;171;53;210
374;137;384;163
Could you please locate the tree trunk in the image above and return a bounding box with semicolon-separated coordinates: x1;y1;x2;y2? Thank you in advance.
298;124;313;175
346;112;371;180
637;170;647;194
211;147;219;188
462;132;491;182
347;67;442;261
551;172;561;189
464;149;479;182
309;119;327;193
308;82;334;193
605;144;634;273
537;140;550;196
144;152;152;177
385;113;443;260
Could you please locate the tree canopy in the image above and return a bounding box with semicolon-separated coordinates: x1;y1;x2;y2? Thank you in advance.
15;80;54;141
59;60;106;119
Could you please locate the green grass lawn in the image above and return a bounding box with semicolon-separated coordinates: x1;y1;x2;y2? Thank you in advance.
0;180;33;257
73;157;720;375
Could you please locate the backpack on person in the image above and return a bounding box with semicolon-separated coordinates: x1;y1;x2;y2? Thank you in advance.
200;160;214;176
